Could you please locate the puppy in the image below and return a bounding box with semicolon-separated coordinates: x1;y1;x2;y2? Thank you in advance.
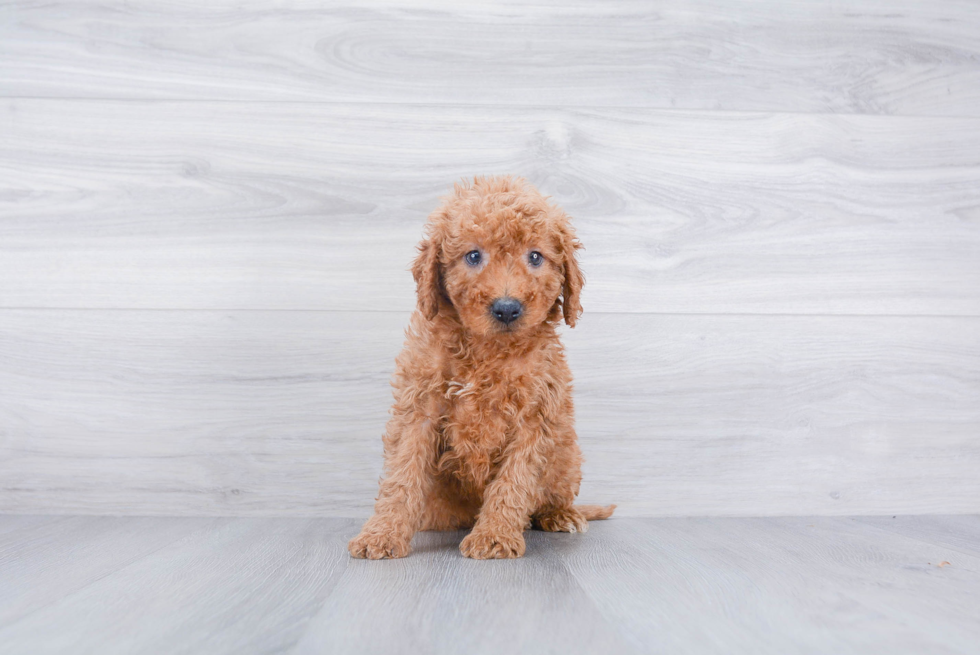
349;176;614;560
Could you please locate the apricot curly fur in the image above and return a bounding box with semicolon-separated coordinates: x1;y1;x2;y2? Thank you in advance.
348;176;615;560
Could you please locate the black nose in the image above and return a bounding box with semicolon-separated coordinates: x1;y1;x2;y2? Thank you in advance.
490;297;523;325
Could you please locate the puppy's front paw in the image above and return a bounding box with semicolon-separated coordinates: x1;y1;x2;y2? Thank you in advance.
348;530;411;559
460;529;526;559
534;507;588;533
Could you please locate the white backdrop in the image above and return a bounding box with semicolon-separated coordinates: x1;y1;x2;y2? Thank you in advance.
1;0;978;517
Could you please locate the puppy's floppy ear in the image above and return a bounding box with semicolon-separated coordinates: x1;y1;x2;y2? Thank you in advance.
558;217;584;327
411;231;444;320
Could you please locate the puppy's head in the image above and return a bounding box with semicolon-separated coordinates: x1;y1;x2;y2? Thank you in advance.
412;176;583;337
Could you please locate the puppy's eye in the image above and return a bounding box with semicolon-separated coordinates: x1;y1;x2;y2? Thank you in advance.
528;251;544;268
465;250;482;266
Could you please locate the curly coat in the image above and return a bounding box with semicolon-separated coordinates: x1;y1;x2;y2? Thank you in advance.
349;176;614;560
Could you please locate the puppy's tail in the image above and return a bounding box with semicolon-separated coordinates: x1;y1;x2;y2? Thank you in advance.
576;504;616;521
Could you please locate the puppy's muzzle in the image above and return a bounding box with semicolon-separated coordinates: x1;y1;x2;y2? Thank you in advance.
490;297;523;325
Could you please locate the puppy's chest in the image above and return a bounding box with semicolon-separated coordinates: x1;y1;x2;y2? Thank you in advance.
436;369;529;486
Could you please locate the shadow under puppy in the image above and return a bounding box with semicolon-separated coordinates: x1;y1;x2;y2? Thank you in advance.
349;176;614;560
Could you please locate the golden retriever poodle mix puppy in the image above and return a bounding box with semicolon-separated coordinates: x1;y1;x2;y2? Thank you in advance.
349;176;614;560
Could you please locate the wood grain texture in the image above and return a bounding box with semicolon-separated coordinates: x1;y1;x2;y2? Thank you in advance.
1;309;976;517
2;515;979;654
3;100;979;315
3;1;980;116
293;529;637;655
554;516;980;654
0;516;356;655
854;515;980;557
0;516;213;624
3;1;979;524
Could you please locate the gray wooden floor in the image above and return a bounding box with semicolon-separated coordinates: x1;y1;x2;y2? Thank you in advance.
1;515;979;655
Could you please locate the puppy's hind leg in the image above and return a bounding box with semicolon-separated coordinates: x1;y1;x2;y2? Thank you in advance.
532;506;589;533
575;504;616;521
532;435;615;533
532;504;616;532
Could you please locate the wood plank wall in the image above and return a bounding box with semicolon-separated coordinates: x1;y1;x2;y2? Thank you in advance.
1;0;978;517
